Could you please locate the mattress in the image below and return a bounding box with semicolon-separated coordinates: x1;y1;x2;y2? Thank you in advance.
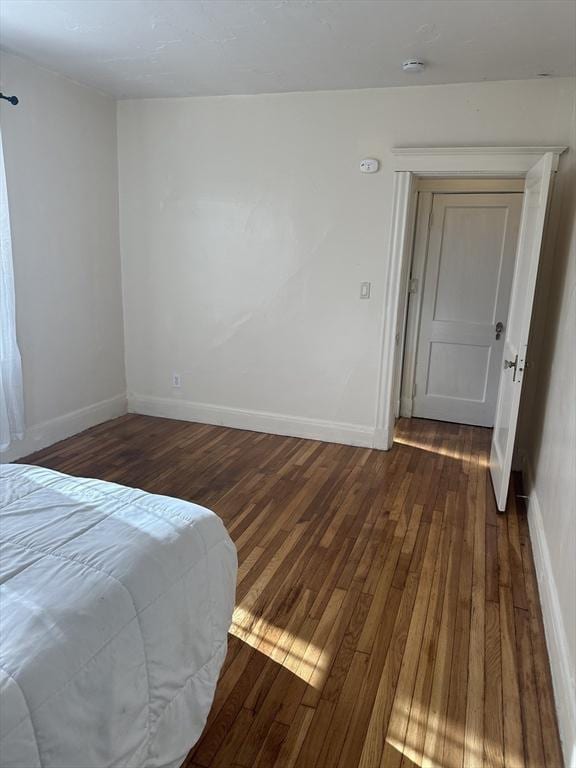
0;463;237;768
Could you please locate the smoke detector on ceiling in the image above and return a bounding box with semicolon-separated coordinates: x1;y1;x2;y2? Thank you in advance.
402;60;426;73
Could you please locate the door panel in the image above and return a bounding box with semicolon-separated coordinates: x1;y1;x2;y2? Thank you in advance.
412;192;522;427
490;153;554;511
426;342;491;401
434;206;510;324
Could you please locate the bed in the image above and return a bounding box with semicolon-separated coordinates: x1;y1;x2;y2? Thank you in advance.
0;463;237;768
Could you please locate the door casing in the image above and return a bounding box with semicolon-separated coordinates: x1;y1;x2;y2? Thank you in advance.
373;146;566;452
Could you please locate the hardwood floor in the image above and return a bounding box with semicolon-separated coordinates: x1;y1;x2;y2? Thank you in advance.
22;415;564;767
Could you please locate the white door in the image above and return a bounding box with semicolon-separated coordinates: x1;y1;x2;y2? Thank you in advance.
490;153;554;511
411;192;522;427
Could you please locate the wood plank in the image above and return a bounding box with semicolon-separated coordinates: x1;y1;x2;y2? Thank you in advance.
380;510;442;768
399;515;452;768
336;587;403;768
274;705;314;768
420;516;464;768
515;607;546;767
484;600;504;768
500;585;525;768
463;451;486;768
313;651;370;768
357;572;420;768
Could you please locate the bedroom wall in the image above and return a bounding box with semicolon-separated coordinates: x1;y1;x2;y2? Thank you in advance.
523;101;576;763
117;77;574;445
0;52;126;461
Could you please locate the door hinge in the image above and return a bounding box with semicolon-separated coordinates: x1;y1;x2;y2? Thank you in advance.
408;277;419;294
412;381;417;398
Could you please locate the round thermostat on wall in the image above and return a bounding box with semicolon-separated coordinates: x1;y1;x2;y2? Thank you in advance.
360;158;379;173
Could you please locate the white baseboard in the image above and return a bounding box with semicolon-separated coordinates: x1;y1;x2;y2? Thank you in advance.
525;462;576;768
0;394;127;462
128;394;376;448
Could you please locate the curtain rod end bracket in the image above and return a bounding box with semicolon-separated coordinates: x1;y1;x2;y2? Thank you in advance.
0;93;19;106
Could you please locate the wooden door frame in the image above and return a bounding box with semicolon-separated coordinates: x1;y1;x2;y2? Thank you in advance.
398;189;432;419
373;146;566;451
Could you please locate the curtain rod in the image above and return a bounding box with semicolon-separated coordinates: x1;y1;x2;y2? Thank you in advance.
0;93;19;105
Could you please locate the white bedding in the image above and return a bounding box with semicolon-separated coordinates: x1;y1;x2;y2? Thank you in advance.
0;464;237;768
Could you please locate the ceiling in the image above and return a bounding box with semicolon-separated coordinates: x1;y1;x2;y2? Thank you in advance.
0;0;575;99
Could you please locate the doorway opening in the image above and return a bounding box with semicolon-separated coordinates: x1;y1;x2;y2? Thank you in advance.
374;147;565;510
397;177;525;429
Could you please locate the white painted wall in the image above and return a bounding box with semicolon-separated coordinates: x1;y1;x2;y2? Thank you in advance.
523;108;576;763
118;77;574;446
0;52;126;460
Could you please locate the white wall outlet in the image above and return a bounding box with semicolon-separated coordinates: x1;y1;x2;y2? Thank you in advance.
360;282;371;299
172;373;181;388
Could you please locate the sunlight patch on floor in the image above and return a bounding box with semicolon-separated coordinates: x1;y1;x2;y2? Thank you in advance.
394;435;489;468
385;697;505;768
230;605;328;687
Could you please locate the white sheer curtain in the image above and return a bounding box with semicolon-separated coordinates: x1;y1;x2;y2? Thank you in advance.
0;127;24;450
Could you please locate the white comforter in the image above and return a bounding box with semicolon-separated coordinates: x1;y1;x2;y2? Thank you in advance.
0;464;237;768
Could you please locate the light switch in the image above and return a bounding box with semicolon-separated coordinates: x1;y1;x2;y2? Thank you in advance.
360;282;371;299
